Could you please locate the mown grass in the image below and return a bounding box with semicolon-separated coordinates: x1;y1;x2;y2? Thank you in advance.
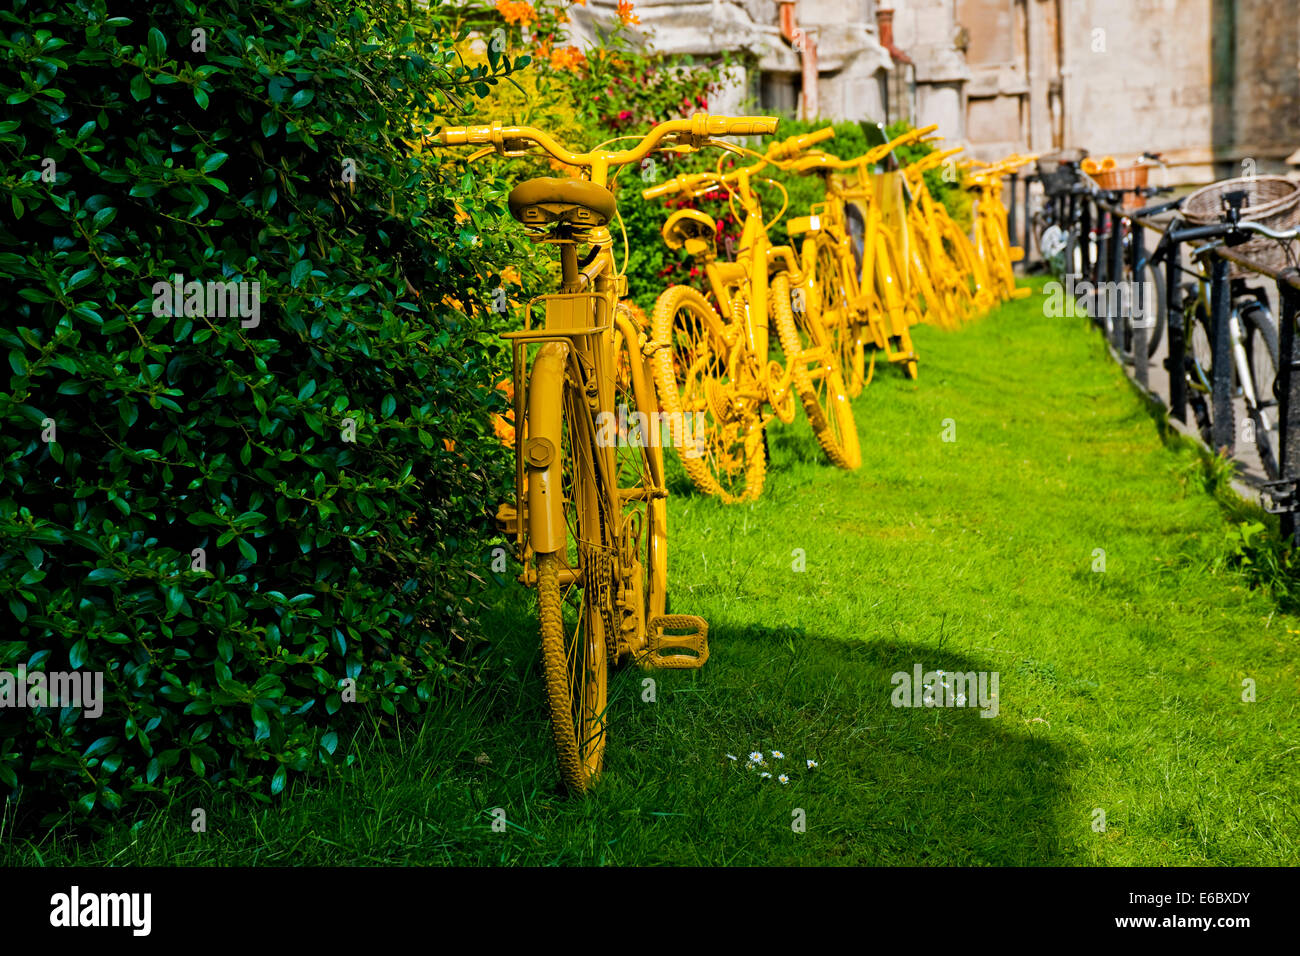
8;277;1297;865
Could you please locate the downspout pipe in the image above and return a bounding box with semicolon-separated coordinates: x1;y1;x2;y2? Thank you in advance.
876;4;913;122
875;5;912;66
779;2;819;120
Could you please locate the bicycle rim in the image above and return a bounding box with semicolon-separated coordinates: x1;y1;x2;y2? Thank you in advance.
1243;302;1281;479
805;233;864;396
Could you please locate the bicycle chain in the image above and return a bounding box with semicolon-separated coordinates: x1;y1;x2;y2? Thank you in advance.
583;541;619;663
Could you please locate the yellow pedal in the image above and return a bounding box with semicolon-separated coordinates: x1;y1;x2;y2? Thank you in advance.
1009;246;1025;262
494;502;519;535
1010;287;1032;299
644;614;709;669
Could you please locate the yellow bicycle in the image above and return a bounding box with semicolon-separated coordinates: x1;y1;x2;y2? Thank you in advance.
966;154;1037;301
642;133;861;502
772;125;939;391
899;144;993;326
434;114;776;792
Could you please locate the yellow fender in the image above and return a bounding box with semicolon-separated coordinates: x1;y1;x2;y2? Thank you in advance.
524;341;570;554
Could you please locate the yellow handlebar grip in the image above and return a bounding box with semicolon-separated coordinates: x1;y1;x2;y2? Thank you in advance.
435;125;494;146
706;115;779;138
642;174;690;201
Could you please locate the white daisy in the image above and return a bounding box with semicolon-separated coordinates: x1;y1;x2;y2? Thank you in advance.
771;751;784;759
806;759;818;769
778;774;789;785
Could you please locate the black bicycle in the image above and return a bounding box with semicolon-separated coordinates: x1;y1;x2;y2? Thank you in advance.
1032;155;1170;365
1154;192;1298;476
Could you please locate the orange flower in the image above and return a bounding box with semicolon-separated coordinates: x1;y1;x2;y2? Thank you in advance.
492;379;515;445
549;44;587;71
572;0;587;5
616;0;639;25
495;0;538;27
547;156;582;176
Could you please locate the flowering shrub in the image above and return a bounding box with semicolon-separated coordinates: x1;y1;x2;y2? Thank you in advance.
0;0;532;826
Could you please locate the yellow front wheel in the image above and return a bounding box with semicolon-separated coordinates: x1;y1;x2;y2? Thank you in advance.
537;550;607;794
801;233;864;398
532;365;610;794
771;273;861;469
651;285;766;503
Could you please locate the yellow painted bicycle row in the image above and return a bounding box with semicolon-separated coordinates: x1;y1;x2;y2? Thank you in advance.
433;114;1033;793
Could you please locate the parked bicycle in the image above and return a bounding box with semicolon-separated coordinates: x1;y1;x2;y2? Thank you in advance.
771;124;938;389
434;114;776;792
1156;191;1298;476
642;133;862;502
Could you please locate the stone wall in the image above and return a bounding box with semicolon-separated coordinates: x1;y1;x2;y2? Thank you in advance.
566;0;1300;181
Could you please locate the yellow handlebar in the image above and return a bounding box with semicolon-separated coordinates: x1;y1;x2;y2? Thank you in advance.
642;173;706;201
905;146;966;176
766;125;836;161
779;123;943;175
433;113;779;170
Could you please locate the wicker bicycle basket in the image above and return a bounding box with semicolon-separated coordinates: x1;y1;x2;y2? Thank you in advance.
1091;164;1151;211
1182;175;1300;279
1035;149;1087;196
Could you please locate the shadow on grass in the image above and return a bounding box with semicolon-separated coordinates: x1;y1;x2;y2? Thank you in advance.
600;619;1073;865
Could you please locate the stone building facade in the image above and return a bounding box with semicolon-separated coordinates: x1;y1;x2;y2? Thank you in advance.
571;0;1300;183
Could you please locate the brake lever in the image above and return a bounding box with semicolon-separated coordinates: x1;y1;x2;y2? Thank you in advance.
498;139;534;158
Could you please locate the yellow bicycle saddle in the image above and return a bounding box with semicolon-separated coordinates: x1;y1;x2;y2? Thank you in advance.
508;177;617;227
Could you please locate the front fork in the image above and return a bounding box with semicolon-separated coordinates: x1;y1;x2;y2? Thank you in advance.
1230;309;1260;411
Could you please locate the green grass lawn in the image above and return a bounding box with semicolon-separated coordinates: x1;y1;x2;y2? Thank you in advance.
9;278;1297;866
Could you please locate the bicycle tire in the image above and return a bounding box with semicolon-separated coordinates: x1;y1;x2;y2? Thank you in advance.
940;219;983;319
873;232;921;376
1117;257;1166;363
801;232;865;397
532;354;610;794
1184;289;1227;446
1240;298;1281;479
650;284;766;503
771;272;861;469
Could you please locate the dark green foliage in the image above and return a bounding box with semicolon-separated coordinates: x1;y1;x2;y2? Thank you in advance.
0;0;532;823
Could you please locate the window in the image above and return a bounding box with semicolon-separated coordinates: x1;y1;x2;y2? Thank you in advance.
759;71;800;119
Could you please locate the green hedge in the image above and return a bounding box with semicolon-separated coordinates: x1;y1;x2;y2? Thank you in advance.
0;0;532;824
